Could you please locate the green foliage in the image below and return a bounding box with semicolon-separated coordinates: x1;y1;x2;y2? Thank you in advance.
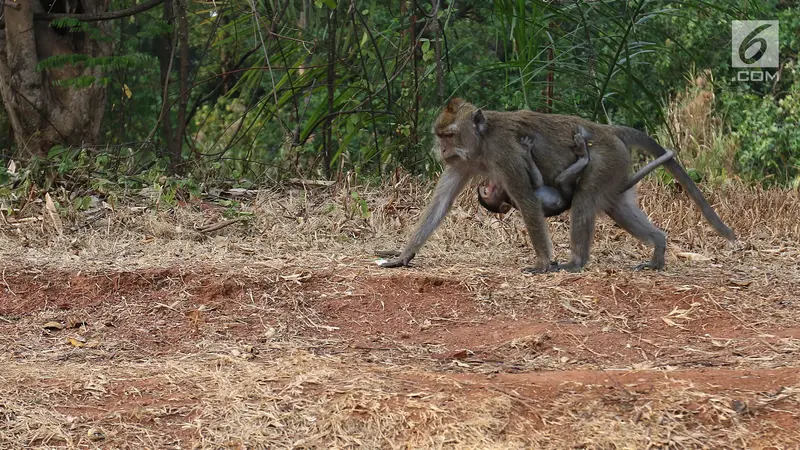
721;62;800;186
6;0;797;188
0;165;9;186
49;17;113;42
37;53;157;73
136;20;173;38
153;177;203;207
0;147;210;214
349;191;370;219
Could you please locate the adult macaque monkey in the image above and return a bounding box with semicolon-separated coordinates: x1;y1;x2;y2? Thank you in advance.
378;99;558;271
378;98;735;273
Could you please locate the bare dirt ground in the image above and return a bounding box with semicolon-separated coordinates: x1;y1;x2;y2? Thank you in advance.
1;181;799;449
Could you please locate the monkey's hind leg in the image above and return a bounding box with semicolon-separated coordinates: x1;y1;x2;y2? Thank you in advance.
605;190;667;271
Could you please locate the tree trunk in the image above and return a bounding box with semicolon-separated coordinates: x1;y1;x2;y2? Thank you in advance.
0;100;10;154
0;0;111;157
154;0;184;173
323;6;336;179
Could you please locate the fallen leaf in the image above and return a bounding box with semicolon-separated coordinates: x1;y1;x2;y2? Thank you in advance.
66;336;85;348
43;321;64;331
676;252;711;262
44;193;64;235
186;309;204;332
729;278;752;287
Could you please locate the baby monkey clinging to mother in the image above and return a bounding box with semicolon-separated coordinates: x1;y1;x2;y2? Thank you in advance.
476;129;674;217
478;129;591;216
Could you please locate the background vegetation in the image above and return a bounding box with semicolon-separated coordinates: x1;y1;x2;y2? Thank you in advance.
0;0;798;207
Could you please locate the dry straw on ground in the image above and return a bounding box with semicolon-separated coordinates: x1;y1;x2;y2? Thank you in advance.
1;177;799;449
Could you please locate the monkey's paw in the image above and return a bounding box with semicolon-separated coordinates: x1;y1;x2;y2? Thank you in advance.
632;262;664;272
378;257;411;268
555;263;584;273
520;135;535;150
521;261;560;275
376;252;415;268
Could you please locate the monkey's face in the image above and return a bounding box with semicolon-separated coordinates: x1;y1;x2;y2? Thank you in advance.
433;98;482;163
434;126;465;162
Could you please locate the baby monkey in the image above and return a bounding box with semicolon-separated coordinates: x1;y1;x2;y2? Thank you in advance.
479;130;590;216
478;131;674;216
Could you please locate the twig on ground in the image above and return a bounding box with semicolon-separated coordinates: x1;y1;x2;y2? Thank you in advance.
197;218;242;233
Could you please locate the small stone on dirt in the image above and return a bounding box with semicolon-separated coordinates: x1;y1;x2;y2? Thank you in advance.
86;427;106;441
732;399;749;414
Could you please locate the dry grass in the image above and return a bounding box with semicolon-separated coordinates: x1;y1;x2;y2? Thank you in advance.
654;68;739;183
3;177;798;274
0;352;534;448
1;178;799;449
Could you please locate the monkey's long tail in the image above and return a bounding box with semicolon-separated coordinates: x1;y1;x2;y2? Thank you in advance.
616;126;736;241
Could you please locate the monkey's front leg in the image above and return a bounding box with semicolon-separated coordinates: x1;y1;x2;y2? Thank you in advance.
378;167;471;268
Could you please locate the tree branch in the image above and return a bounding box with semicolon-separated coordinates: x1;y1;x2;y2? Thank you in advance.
38;0;163;22
1;0;164;29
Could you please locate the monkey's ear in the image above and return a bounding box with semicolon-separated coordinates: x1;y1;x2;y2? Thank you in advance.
472;109;487;135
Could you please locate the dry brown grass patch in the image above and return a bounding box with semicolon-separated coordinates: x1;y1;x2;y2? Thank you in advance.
1;178;799;448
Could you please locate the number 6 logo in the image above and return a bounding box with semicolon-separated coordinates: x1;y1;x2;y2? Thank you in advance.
732;20;779;69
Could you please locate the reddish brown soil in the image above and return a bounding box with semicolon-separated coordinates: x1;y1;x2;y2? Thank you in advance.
1;266;798;448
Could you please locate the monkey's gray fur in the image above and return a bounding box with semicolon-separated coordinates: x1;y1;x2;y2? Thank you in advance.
378;98;735;273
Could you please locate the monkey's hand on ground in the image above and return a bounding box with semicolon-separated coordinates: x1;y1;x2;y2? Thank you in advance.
378;254;415;268
375;250;401;258
375;251;415;268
